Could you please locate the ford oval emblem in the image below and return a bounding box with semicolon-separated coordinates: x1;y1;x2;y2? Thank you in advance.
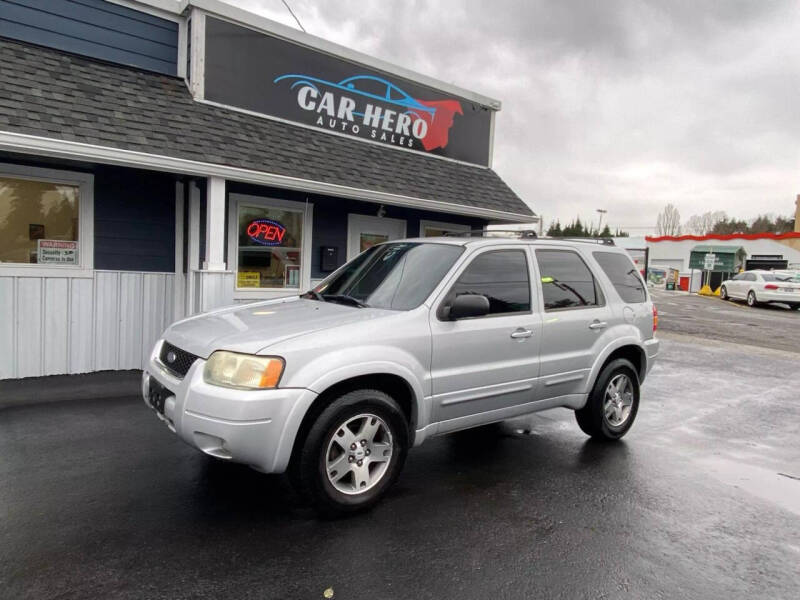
166;351;177;363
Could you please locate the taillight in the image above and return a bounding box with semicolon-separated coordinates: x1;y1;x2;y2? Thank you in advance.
652;304;658;332
764;284;779;290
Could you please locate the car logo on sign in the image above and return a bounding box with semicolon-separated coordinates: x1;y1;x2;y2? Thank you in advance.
166;352;176;363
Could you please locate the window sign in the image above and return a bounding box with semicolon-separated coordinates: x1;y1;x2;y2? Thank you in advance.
0;176;79;264
37;240;78;264
237;205;303;289
204;17;493;166
247;219;287;246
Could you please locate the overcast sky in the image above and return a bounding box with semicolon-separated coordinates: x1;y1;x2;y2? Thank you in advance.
227;0;799;234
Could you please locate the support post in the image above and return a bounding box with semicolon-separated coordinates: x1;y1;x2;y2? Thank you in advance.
203;176;226;271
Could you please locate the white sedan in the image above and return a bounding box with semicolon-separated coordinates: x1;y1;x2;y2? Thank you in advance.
720;270;800;309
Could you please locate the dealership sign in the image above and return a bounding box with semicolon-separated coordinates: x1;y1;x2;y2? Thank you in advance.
204;17;493;166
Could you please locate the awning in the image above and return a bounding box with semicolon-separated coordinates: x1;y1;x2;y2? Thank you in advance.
688;245;746;271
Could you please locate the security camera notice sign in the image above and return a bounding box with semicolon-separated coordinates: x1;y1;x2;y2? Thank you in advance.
37;240;78;264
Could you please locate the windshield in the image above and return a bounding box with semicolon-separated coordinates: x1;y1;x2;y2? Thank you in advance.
761;273;793;282
309;242;464;310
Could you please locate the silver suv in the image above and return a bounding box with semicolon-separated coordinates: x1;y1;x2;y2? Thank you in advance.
143;236;659;514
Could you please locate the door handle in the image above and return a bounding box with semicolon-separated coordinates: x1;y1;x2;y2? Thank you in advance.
588;321;608;330
510;328;533;339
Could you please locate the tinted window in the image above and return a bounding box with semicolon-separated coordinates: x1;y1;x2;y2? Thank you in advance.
315;243;463;310
446;250;531;316
745;273;757;281
733;273;746;281
536;250;601;310
593;252;647;303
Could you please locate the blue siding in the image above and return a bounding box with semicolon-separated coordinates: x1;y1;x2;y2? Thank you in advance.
94;166;175;272
0;0;178;75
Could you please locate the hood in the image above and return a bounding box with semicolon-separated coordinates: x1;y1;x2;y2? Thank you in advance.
164;297;393;358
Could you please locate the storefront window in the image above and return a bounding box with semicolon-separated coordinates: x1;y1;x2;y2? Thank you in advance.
237;204;303;289
0;176;79;265
360;233;389;252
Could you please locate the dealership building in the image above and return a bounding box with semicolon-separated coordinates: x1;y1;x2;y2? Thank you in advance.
0;0;535;379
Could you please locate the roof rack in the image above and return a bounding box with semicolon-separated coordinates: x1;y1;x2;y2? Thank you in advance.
554;237;616;246
444;229;539;238
443;230;615;246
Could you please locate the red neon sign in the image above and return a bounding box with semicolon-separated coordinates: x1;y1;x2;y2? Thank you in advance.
247;219;286;246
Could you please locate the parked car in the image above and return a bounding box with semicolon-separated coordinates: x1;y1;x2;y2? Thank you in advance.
143;236;660;515
720;270;800;309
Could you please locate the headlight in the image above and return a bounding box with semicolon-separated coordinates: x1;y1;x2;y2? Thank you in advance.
203;351;285;390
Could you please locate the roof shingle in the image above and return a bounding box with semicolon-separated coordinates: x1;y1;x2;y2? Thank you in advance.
0;38;533;218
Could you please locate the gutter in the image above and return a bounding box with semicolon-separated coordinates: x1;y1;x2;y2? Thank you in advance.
0;131;536;222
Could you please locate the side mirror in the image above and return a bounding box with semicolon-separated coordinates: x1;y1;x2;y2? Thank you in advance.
447;294;490;320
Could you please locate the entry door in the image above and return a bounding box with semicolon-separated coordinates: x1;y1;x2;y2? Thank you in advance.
430;248;541;430
347;214;406;260
533;248;615;398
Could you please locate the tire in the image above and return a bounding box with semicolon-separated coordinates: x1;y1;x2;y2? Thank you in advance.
575;358;640;441
719;286;729;301
747;291;758;307
290;389;408;517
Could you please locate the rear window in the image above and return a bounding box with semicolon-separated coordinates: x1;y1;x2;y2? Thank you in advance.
593;251;647;303
535;250;602;310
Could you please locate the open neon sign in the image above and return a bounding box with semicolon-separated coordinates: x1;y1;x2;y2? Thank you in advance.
247;219;286;246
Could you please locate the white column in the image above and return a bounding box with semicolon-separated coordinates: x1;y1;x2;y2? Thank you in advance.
186;181;201;315
203;176;226;271
173;181;185;320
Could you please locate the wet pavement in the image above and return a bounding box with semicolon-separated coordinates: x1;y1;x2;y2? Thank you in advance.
651;286;800;353
2;335;800;599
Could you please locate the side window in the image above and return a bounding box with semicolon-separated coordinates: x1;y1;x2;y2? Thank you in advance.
745;273;756;282
593;251;647;303
536;249;602;311
732;273;745;281
446;250;531;316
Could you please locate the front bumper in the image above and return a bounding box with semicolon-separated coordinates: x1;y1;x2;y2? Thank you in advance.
142;342;317;473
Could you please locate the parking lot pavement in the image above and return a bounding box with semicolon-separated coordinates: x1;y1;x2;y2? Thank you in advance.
2;336;799;600
651;287;800;353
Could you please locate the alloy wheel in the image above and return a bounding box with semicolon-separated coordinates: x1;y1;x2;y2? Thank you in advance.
325;413;394;495
603;374;634;427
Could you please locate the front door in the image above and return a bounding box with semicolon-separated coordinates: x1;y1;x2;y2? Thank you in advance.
430;247;542;431
347;214;406;260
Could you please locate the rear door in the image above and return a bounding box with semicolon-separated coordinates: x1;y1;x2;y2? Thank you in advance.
592;250;651;339
429;247;541;429
533;248;614;399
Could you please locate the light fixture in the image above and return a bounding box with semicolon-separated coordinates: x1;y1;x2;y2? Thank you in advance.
376;204;387;218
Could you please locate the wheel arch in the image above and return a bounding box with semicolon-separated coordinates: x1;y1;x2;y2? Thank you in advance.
587;340;647;394
274;366;423;473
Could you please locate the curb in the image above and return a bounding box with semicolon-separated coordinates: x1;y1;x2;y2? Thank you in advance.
0;370;142;410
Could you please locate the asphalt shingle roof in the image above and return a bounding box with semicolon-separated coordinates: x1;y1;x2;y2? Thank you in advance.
0;37;533;218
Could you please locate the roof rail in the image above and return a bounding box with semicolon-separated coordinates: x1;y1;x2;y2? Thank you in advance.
443;230;616;246
444;229;539;238
550;237;616;246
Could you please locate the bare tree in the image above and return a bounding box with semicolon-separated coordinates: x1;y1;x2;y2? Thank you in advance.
656;204;682;236
684;210;727;235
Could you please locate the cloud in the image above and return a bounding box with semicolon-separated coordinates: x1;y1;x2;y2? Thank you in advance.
228;0;800;232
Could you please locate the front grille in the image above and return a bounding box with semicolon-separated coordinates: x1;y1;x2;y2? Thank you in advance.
159;341;199;378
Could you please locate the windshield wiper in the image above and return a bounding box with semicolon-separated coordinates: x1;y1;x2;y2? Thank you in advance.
322;294;369;308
